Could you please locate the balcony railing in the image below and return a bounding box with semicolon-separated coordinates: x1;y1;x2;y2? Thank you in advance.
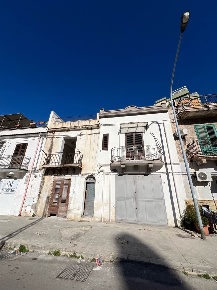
111;145;161;162
175;94;217;119
43;152;83;167
0;155;31;170
186;139;217;160
186;140;202;160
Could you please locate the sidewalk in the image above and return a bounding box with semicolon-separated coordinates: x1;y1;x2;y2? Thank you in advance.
1;216;217;275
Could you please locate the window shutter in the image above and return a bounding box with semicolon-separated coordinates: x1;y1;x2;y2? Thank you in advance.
13;143;28;157
125;133;144;158
10;143;28;168
195;124;217;155
126;133;134;149
102;134;109;150
206;125;217;147
134;133;143;152
195;125;209;146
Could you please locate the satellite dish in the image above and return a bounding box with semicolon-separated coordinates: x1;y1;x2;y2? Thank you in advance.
198;172;207;180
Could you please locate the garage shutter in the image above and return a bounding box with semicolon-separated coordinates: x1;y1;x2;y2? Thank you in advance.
115;175;167;225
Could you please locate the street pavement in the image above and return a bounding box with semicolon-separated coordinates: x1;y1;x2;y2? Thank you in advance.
0;252;217;290
0;216;217;276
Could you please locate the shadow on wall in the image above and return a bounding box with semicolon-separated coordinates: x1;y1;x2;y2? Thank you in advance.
115;233;190;290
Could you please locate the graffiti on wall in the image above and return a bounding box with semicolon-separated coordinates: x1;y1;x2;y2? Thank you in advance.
0;179;19;194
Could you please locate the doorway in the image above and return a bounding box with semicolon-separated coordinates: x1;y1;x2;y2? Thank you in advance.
61;138;76;164
48;179;71;217
83;176;95;217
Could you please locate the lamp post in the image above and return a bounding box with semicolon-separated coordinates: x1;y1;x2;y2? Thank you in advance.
170;12;206;240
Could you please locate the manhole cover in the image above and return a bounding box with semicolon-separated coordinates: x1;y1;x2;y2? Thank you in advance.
57;263;93;282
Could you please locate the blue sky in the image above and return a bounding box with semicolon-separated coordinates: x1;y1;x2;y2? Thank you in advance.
0;1;216;122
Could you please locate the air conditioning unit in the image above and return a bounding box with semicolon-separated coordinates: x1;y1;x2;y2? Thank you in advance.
196;171;212;182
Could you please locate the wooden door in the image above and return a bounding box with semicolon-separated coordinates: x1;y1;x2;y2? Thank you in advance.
48;179;71;217
58;180;71;217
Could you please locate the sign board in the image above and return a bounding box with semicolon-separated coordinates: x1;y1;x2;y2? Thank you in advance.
0;179;19;194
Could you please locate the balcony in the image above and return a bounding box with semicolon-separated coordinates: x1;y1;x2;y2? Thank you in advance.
42;151;83;168
111;145;163;170
0;155;31;170
186;139;217;163
176;94;217;120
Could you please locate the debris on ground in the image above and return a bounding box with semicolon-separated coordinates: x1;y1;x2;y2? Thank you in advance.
95;257;103;266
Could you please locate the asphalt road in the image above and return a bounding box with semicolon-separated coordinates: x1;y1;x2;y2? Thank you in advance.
0;252;216;290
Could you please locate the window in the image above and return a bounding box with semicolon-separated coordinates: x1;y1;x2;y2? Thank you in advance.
102;134;109;150
10;143;28;168
125;133;144;158
194;124;217;155
12;143;28;157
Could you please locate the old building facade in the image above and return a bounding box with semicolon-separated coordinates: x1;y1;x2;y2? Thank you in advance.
97;105;186;226
36;111;100;220
0;114;47;216
36;105;186;226
156;86;217;211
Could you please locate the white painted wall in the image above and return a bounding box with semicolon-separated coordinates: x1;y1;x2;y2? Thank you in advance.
96;111;187;225
0;127;47;216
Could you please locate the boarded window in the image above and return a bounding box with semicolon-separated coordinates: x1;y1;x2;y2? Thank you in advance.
195;124;217;155
125;133;144;158
102;134;109;150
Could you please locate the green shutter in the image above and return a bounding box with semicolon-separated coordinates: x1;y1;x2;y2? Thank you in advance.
194;124;217;155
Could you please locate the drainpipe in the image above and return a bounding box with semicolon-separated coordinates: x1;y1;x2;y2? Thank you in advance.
18;134;42;216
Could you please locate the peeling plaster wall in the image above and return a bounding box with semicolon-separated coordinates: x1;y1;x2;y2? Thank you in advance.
36;118;100;219
36;175;54;217
168;107;217;209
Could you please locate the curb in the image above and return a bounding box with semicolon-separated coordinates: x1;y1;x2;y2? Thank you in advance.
4;240;217;278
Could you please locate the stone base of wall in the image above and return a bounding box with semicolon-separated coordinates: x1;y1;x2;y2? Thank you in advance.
66;213;112;222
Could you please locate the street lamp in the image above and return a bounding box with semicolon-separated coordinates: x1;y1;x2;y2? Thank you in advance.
170;11;206;240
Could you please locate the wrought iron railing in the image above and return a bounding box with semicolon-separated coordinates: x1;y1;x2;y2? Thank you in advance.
111;145;161;162
43;152;83;166
175;94;217;112
0;155;31;170
186;139;217;160
186;140;202;160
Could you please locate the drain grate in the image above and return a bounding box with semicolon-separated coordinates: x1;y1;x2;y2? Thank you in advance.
57;263;93;282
